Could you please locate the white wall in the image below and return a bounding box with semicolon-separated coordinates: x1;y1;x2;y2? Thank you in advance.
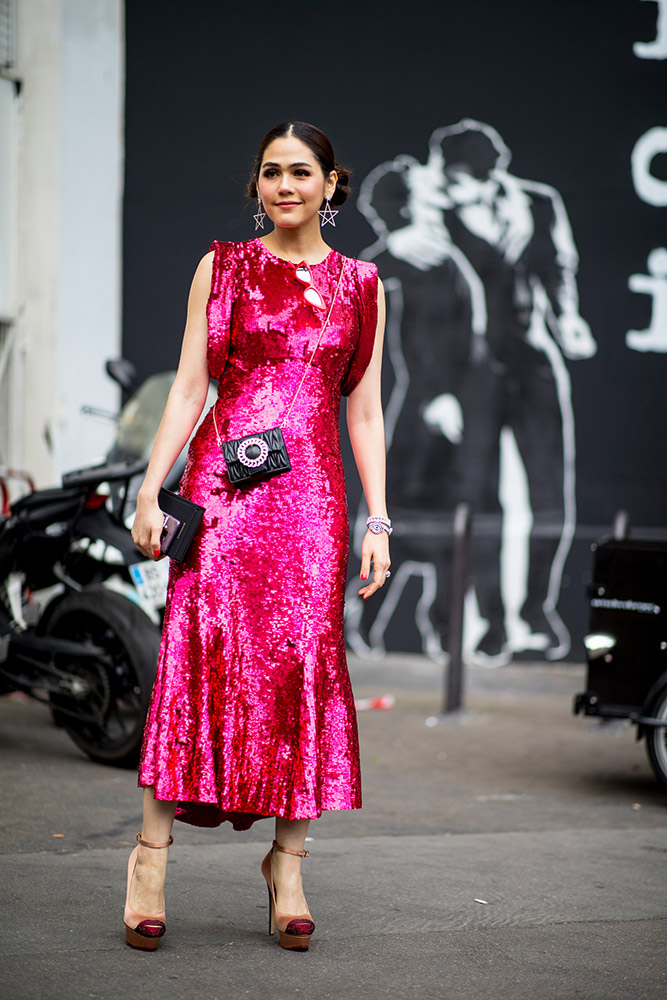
11;0;124;485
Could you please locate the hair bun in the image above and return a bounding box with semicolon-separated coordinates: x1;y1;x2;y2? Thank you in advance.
331;163;351;206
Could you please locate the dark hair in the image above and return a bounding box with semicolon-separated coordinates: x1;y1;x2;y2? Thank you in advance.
430;123;508;180
246;121;351;207
437;131;500;179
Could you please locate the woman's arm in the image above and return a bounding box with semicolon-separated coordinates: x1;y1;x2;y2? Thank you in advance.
131;251;214;559
346;279;391;599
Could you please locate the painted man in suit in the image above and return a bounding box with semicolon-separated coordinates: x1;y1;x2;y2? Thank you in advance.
349;120;595;663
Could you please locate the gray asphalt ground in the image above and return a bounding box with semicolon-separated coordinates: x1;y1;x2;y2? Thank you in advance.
1;655;666;1000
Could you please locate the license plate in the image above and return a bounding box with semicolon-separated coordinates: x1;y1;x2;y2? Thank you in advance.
129;559;170;610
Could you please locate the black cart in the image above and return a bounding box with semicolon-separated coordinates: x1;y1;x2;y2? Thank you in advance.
574;536;667;788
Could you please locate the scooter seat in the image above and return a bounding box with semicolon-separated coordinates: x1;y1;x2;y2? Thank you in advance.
61;459;147;490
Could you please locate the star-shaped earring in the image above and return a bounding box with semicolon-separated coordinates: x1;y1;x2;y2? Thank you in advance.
254;197;266;231
318;195;338;227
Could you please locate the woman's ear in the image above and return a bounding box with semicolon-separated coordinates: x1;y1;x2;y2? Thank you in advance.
327;170;338;199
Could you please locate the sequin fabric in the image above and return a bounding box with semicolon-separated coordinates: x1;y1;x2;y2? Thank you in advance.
139;239;379;828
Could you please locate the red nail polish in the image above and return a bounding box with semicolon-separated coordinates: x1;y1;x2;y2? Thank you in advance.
361;573;367;581
153;549;161;558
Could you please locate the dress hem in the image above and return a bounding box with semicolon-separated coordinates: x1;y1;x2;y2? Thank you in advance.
139;782;362;830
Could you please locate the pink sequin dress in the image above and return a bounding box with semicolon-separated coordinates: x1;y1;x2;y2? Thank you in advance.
139;239;379;828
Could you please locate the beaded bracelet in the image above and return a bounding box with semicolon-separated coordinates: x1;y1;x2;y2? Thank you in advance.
366;515;393;535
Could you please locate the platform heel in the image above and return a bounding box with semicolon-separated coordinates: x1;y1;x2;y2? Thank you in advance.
124;832;173;950
261;840;315;951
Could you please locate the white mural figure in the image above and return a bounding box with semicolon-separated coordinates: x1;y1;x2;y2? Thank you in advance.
348;119;596;665
633;0;667;59
626;248;667;352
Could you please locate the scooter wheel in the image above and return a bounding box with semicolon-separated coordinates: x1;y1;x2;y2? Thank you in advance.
646;685;667;790
42;587;159;768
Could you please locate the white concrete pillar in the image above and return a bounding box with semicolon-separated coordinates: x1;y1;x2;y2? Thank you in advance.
12;0;124;486
55;0;124;476
14;0;62;482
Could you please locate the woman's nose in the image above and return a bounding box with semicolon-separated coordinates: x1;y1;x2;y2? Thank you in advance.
278;174;294;192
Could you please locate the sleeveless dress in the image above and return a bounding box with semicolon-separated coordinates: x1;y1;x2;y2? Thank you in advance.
138;238;379;828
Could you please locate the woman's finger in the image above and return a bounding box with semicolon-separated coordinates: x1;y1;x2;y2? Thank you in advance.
360;551;372;583
358;561;392;599
150;522;163;560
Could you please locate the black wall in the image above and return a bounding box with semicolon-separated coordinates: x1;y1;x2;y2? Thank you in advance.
123;0;667;661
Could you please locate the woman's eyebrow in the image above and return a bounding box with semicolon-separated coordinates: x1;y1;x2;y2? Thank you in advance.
261;160;313;169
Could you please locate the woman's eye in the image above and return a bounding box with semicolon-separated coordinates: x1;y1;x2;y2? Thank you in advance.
263;169;278;178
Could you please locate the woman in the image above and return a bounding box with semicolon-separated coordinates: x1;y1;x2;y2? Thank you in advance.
126;121;390;952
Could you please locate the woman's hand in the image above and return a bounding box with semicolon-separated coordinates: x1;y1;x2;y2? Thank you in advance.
132;492;165;561
358;530;391;600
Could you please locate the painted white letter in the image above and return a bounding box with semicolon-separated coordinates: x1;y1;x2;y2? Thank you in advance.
634;0;667;59
626;248;667;352
631;127;667;205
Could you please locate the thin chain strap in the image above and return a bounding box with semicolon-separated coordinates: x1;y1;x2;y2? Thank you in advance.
212;261;345;445
212;395;223;446
281;262;344;429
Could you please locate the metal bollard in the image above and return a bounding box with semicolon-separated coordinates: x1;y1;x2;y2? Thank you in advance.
445;502;473;714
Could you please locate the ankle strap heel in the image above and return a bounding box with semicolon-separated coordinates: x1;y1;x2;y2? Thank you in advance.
261;841;314;950
136;832;174;849
124;834;173;951
272;839;309;858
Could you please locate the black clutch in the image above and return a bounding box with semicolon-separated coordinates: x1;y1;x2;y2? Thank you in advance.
157;488;205;561
220;427;291;486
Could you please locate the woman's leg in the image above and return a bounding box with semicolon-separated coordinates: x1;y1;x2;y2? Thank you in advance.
129;787;176;914
273;817;311;915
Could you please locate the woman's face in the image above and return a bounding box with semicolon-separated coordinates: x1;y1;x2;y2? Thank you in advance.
257;135;336;230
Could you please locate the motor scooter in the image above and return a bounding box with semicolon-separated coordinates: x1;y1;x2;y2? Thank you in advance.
83;358;217;617
0;458;161;767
